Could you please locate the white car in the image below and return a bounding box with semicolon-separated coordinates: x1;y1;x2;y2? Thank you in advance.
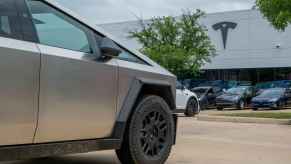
176;82;200;117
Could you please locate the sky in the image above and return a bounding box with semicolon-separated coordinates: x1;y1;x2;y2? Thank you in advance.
56;0;255;24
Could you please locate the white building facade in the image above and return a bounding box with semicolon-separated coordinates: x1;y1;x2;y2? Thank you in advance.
100;10;291;82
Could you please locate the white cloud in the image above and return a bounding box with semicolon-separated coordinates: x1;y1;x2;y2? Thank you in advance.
56;0;255;24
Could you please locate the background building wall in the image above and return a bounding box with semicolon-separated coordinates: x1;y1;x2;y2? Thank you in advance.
202;10;291;70
99;9;291;71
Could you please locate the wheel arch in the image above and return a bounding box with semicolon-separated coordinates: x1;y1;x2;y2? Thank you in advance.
138;83;176;111
111;78;176;142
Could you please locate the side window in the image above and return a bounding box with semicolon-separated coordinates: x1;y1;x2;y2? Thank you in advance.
117;48;147;64
27;0;92;53
94;32;147;64
0;0;22;39
176;82;183;89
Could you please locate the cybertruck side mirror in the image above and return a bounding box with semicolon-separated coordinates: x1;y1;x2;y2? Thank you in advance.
100;37;122;58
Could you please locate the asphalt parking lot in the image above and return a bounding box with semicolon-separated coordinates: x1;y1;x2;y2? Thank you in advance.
2;117;291;164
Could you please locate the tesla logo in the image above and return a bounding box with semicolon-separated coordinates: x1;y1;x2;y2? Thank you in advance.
212;22;237;49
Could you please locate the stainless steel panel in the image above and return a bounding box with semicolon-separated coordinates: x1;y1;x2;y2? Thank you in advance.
116;60;176;114
0;37;40;146
35;45;118;143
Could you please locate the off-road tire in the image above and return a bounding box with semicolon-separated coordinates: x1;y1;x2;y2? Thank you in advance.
116;95;174;164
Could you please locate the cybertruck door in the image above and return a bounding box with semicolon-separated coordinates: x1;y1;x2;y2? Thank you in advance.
0;0;40;146
27;0;118;143
0;39;40;146
35;46;118;143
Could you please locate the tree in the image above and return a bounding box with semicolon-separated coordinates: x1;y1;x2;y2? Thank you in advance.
130;10;216;79
256;0;291;31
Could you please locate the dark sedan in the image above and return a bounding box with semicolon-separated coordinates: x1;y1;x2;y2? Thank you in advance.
216;86;255;110
251;88;288;110
192;86;222;110
255;80;291;95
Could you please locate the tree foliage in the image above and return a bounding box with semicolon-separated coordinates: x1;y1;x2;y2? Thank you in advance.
130;10;216;78
256;0;291;31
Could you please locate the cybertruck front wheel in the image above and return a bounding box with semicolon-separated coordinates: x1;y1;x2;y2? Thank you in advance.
116;95;174;164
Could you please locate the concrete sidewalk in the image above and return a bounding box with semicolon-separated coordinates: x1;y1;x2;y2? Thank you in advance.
198;109;291;125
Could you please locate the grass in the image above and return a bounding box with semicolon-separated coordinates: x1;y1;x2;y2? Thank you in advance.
218;112;291;119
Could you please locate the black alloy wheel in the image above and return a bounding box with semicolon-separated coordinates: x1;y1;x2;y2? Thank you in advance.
185;98;199;117
140;110;168;157
116;95;174;164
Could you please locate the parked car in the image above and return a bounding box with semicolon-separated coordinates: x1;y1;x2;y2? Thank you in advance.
192;87;222;110
194;80;252;90
255;80;291;95
272;80;291;98
272;80;291;88
251;88;289;110
180;79;207;90
198;80;228;91
0;0;177;163
226;81;240;89
226;81;252;88
216;86;255;110
176;82;200;117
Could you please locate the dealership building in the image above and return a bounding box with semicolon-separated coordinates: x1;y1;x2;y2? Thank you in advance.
100;9;291;83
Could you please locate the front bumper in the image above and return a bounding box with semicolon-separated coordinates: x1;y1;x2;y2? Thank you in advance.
251;102;277;108
216;100;237;107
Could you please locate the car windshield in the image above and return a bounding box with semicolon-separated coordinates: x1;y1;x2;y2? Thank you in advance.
176;82;183;89
239;81;252;86
199;81;223;87
259;89;284;97
199;82;212;87
256;81;291;90
193;88;207;97
227;81;238;88
255;82;273;89
272;81;291;88
225;87;246;95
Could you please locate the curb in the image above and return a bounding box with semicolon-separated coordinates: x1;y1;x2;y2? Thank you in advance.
197;115;291;125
